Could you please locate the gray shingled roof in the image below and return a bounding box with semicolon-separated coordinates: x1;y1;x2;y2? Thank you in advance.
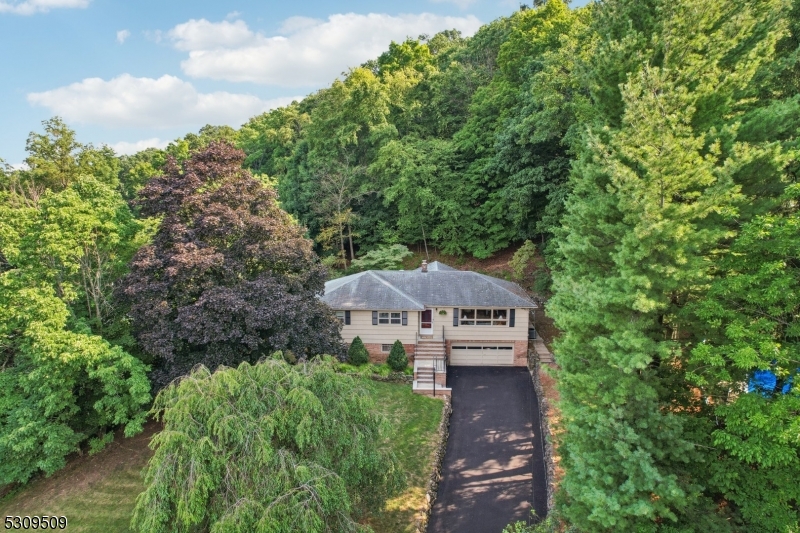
322;263;537;310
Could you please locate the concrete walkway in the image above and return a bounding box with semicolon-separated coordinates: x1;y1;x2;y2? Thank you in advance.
428;367;547;533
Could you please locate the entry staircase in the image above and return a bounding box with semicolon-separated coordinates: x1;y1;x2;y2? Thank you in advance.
532;338;555;364
412;339;451;396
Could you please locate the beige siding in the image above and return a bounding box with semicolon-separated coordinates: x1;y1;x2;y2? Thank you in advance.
436;307;530;342
338;307;531;344
340;310;419;344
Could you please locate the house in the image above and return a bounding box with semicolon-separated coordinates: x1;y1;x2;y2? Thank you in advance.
321;260;538;395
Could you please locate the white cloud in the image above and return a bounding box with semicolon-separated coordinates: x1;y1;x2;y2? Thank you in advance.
168;18;255;52
116;29;130;44
277;16;323;34
0;0;89;15
430;0;478;8
27;74;301;129
107;137;169;155
168;13;483;87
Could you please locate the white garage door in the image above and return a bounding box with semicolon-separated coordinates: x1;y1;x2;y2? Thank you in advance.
450;344;514;366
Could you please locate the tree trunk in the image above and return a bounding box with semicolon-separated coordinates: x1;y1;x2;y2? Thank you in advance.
348;225;355;262
338;221;346;266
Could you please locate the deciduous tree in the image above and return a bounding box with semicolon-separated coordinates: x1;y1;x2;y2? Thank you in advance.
0;276;150;485
120;142;343;388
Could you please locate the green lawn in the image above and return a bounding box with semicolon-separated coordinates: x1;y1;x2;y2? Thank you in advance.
0;380;444;533
364;381;445;532
0;423;159;533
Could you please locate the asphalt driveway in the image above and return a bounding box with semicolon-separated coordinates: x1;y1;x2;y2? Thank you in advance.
428;366;547;533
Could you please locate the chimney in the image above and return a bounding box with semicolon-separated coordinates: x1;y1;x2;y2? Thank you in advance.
421;260;428;273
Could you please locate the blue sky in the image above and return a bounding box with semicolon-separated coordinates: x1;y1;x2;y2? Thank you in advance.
0;0;588;165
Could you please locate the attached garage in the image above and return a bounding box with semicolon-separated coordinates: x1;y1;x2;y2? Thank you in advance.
450;343;514;366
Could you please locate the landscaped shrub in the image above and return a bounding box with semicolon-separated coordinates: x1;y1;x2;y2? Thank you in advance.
387;340;408;371
348;336;369;366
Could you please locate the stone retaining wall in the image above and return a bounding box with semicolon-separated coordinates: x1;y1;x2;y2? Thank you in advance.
528;350;557;511
417;395;452;533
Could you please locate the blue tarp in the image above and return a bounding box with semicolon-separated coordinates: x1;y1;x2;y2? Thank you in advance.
748;369;796;396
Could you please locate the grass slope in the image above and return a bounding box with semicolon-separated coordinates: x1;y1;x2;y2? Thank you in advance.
365;381;445;532
0;381;444;533
0;423;159;533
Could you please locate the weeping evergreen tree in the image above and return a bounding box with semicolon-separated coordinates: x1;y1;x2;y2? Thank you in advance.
131;357;403;533
548;0;790;530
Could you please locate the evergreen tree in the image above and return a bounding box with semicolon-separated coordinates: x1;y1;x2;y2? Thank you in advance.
548;0;789;529
348;336;370;366
387;340;408;371
132;358;402;533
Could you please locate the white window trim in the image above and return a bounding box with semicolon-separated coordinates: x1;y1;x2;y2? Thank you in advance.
458;308;509;326
378;312;402;325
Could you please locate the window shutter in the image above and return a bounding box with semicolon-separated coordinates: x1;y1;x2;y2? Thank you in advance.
509;309;516;327
453;308;459;327
402;311;408;326
372;311;378;325
345;311;351;325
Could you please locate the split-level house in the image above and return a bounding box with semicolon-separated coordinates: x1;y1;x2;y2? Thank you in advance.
321;260;537;395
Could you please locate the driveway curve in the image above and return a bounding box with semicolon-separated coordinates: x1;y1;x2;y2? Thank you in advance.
428;366;547;533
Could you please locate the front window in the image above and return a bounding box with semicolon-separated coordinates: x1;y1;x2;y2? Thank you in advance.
335;311;345;323
459;309;508;326
378;312;402;325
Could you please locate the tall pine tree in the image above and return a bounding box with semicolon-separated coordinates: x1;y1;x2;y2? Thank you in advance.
548;0;789;529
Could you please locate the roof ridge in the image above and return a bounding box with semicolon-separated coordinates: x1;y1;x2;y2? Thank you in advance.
324;271;369;295
474;272;535;305
368;271;425;308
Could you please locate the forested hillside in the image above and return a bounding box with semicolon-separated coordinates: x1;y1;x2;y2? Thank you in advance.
2;0;800;531
238;1;583;262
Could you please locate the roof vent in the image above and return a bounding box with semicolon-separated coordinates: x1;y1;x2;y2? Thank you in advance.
421;260;428;273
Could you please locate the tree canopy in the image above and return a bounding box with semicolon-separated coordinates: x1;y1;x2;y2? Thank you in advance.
1;0;800;529
120;141;344;388
0;121;151;484
546;0;800;530
131;357;402;533
237;3;586;259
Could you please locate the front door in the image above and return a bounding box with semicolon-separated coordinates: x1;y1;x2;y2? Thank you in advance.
420;309;433;336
